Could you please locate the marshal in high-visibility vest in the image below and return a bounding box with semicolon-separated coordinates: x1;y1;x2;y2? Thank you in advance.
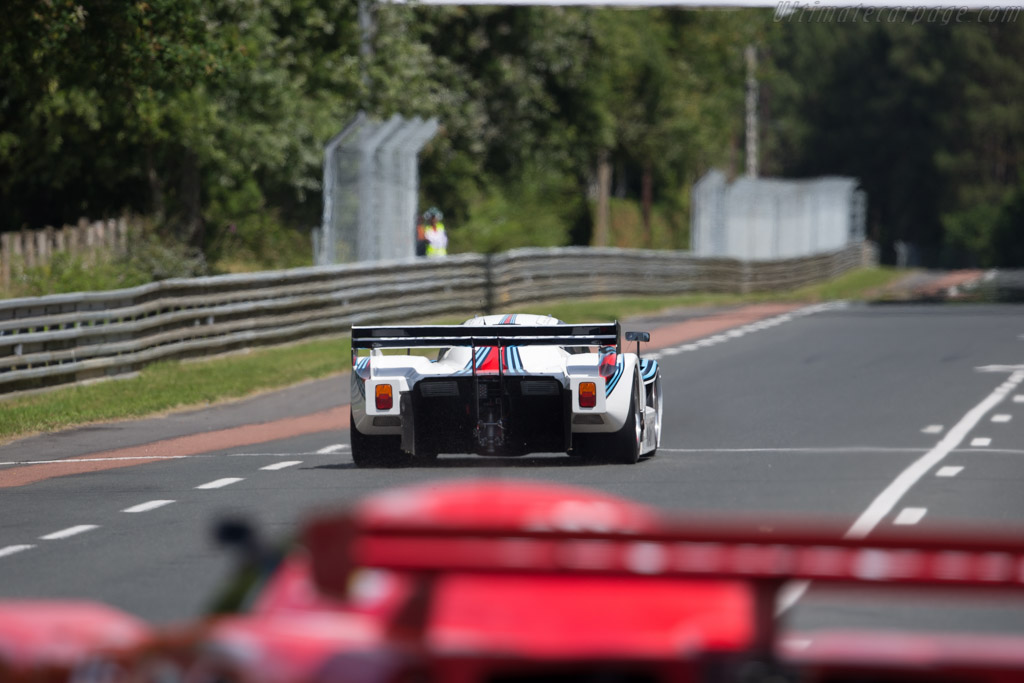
424;207;447;257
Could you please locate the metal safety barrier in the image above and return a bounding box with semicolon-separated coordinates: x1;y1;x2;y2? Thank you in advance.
0;244;870;396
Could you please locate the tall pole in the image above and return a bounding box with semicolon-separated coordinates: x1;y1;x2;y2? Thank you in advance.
359;0;375;109
744;43;759;178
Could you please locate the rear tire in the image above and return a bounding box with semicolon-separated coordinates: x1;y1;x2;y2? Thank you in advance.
350;411;410;468
571;383;642;465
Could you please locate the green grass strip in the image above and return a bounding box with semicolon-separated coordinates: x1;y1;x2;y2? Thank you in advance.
0;267;903;443
0;338;350;443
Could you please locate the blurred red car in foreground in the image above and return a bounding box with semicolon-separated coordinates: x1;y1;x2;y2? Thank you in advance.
3;479;1024;683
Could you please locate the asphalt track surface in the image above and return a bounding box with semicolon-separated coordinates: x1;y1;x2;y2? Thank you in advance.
2;302;1024;641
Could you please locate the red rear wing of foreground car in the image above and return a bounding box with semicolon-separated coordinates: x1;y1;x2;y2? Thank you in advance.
304;507;1024;681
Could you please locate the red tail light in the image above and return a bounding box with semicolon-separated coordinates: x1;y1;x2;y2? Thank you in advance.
375;384;393;410
579;382;597;408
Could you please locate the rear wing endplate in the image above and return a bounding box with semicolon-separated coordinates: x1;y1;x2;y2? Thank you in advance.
351;323;621;351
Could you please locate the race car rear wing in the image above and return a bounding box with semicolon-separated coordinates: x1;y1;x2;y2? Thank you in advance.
351;323;621;352
309;516;1024;591
305;513;1024;656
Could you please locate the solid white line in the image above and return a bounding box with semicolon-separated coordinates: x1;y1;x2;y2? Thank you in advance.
957;448;1024;454
661;447;926;454
41;525;98;540
0;452;339;466
316;444;349;454
936;466;963;477
196;477;243;489
893;507;927;525
228;452;337;457
921;425;944;434
780;370;1024;616
664;445;1024;455
122;500;175;513
971;437;992;447
660;347;683;356
260;461;302;471
845;370;1024;540
0;455;194;467
991;414;1012;423
0;545;34;559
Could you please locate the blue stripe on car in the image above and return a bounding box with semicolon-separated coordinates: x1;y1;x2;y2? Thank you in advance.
605;357;625;397
640;359;658;382
464;346;489;371
504;346;525;373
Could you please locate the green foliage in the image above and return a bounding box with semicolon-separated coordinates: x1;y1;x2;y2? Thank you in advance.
764;17;1024;265
941;204;1002;267
122;228;209;281
0;0;219;227
6;228;207;298
606;198;688;251
8;252;149;298
7;4;1024;269
206;212;312;272
990;175;1024;268
1;0;359;246
450;167;584;254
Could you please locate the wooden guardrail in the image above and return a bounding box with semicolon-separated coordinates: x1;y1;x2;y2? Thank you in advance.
0;243;871;396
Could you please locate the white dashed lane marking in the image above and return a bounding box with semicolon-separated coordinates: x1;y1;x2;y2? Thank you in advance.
41;525;98;540
651;302;847;359
1014;395;1024;403
317;444;348;454
893;508;927;526
843;370;1024;540
260;461;302;471
196;478;243;490
991;414;1012;423
0;545;34;559
970;437;992;447
936;466;963;477
921;425;944;434
122;500;175;513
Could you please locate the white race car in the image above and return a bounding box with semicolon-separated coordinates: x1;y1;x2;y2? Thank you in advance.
349;313;662;466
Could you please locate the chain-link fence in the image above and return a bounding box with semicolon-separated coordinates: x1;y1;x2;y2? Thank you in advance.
692;170;867;261
315;113;439;265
